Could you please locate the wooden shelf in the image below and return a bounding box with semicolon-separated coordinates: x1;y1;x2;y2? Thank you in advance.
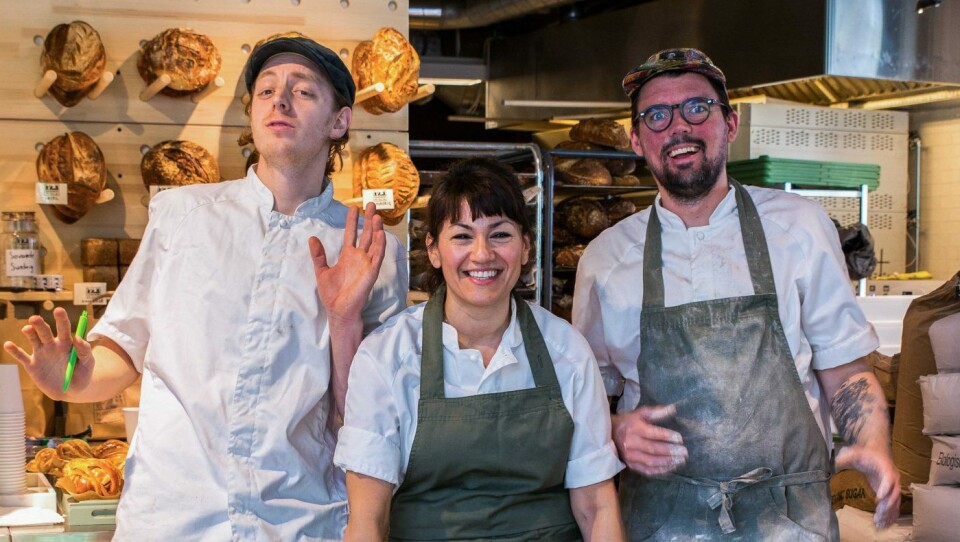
0;291;72;303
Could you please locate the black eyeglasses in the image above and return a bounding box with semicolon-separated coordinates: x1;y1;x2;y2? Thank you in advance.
637;97;729;132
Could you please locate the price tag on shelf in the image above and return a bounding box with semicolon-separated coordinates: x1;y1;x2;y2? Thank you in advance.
74;282;109;305
36;183;69;205
361;188;396;210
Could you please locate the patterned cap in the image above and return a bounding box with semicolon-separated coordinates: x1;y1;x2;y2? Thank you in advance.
622;48;727;99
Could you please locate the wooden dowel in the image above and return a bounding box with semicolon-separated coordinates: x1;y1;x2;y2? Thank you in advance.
86;72;114;100
355;82;385;104
191;76;225;104
139;74;172;101
34;70;57;98
95;188;115;205
410;84;436;103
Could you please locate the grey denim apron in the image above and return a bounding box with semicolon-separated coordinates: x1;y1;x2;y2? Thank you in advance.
389;285;582;541
620;180;838;541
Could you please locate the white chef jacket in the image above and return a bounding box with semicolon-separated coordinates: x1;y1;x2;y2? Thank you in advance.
89;169;408;542
573;184;879;446
334;298;624;490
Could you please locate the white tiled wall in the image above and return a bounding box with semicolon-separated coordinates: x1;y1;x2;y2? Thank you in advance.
908;106;960;280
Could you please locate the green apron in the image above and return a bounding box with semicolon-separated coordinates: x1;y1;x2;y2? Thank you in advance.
620;180;839;541
389;285;582;541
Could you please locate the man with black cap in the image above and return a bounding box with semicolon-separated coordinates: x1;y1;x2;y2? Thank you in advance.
5;35;407;540
573;48;899;540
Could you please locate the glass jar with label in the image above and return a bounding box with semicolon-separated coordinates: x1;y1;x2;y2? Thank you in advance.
1;211;44;291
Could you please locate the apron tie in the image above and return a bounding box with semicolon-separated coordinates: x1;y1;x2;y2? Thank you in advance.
705;467;773;534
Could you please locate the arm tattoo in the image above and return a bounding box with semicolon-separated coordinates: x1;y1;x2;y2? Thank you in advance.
832;377;876;444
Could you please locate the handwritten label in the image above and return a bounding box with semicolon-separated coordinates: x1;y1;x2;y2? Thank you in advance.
36;183;69;204
74;282;109;305
362;188;396;210
148;185;176;198
5;249;40;277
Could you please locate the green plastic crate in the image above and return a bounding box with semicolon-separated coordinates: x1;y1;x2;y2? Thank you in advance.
727;155;880;191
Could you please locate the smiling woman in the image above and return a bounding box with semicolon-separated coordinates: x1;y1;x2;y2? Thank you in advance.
334;157;626;542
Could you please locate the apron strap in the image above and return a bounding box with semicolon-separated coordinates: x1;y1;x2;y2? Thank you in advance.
420;285;448;399
513;293;562;389
420;285;562;397
642;178;778;308
666;468;831;534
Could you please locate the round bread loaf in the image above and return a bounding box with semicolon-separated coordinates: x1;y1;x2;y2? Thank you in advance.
554;139;636;176
612;174;642;187
552;225;576;248
353;142;420;225
569;119;630;149
36;132;106;224
556;158;612;186
603;198;637;223
41;21;106;107
558;198;609;239
352;27;420;115
141;140;220;188
137;28;222;97
554;244;586;268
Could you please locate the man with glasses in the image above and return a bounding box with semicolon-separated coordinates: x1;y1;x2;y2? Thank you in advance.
573;48;899;540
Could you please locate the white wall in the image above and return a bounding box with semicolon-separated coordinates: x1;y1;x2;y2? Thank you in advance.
909;105;960;279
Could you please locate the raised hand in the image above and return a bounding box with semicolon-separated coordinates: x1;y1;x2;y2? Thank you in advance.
613;404;688;476
3;307;94;400
310;202;387;324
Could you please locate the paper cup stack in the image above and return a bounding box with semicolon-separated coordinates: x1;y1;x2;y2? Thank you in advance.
911;312;960;541
0;364;26;495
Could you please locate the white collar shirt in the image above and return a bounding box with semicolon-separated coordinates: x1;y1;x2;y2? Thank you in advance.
573;184;879;445
89;169;408;541
333;298;624;490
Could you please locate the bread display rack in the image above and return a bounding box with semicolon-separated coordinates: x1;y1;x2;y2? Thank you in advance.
542;147;653;313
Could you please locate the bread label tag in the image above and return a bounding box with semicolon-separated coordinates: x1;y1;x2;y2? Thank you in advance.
5;249;40;277
36;183;69;205
362;188;396;210
74;282;109;305
148;185;176;199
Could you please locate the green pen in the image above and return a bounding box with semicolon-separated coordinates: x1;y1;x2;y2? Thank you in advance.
62;310;89;393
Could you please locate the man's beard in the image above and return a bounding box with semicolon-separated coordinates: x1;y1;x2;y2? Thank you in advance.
649;137;726;203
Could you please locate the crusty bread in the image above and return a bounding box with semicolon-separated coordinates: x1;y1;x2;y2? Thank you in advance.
554;244;586;268
41;21;106;107
556;158;612;186
353;142;420;225
140;140;220;187
554;139;636;176
36;132;106;224
352;28;420;115
603;198;637;223
557;198;610;239
137;28;222;97
612;174;642;187
569;119;630;149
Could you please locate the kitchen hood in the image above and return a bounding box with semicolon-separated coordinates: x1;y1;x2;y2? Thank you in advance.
485;0;960;125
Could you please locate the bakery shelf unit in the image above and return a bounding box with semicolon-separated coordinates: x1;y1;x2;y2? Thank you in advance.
542;147;653;312
407;141;546;306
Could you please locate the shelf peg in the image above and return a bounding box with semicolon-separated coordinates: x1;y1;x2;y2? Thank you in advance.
191;76;225;104
410;84;436;104
139;74;172;102
86;72;115;100
34;70;58;99
355;82;385;104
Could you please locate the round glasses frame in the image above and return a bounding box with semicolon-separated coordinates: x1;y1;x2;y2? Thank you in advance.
637;97;729;132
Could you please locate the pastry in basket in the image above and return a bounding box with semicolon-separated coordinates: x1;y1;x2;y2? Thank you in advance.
353;142;420;225
26;447;66;477
93;439;130;469
137;28;222;97
40;21;106;107
36;132;107;224
56;458;124;501
352;27;420;114
57;439;96;459
141;140;221;188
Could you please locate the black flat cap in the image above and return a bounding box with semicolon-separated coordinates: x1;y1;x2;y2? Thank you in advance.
244;36;356;105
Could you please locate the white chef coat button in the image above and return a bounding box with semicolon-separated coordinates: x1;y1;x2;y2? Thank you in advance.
696;232;705;241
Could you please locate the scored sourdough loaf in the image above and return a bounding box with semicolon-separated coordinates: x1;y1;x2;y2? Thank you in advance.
353;142;420;225
555;158;612;187
352;27;420;115
41;21;106;107
137;28;222;97
36;132;107;224
141;140;220;188
557;198;609;239
569;119;630;149
554;139;636;176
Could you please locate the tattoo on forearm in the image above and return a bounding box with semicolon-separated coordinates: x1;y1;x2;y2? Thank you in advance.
833;378;875;444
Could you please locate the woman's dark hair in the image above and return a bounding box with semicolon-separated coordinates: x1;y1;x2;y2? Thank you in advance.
424;158;534;294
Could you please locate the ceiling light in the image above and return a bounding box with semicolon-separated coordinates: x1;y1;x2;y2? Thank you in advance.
916;0;941;14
